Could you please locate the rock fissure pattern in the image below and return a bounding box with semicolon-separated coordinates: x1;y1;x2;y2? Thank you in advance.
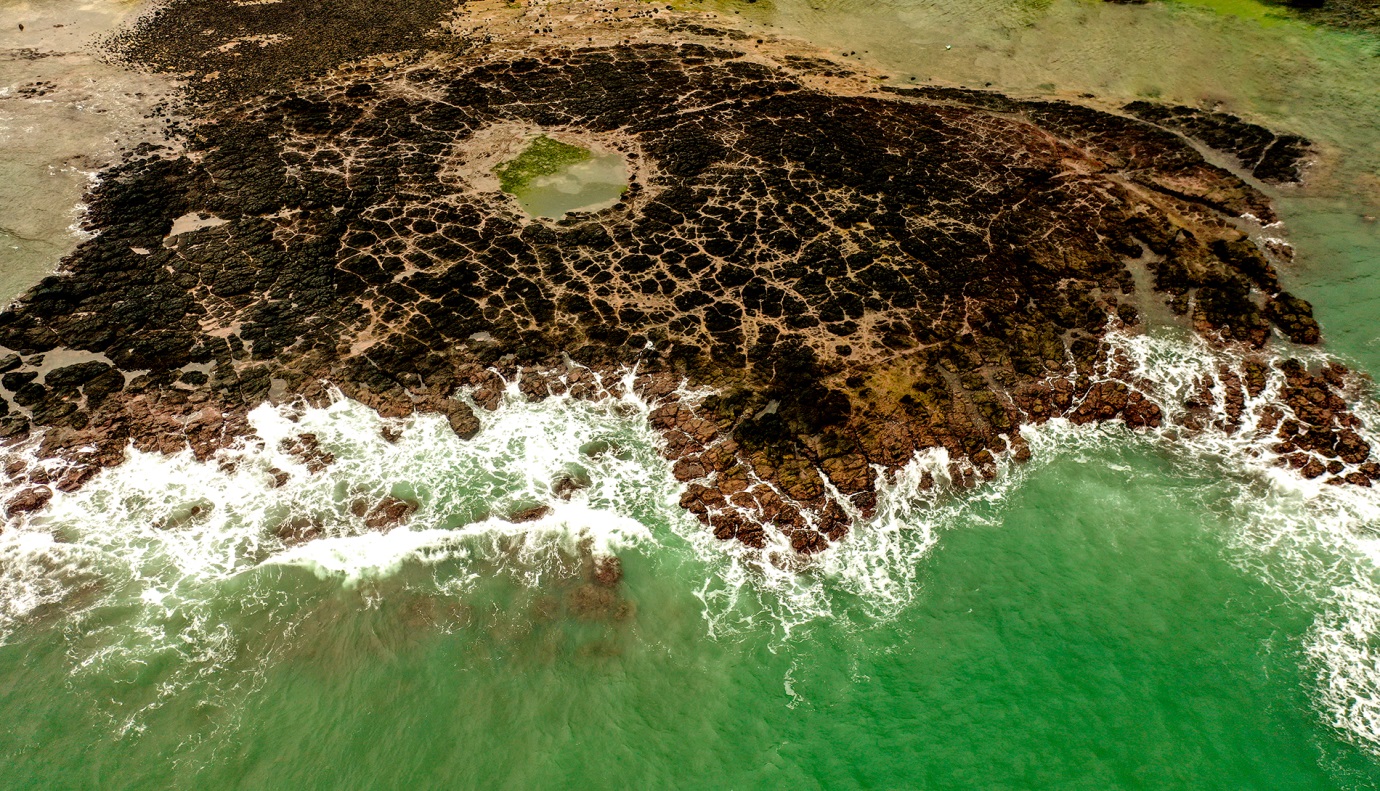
0;4;1371;555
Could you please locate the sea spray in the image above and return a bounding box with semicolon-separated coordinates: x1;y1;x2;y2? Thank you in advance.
0;377;690;733
1064;328;1380;753
5;328;1380;750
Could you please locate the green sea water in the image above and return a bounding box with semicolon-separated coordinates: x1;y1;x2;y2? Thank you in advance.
2;367;1380;789
4;0;1380;788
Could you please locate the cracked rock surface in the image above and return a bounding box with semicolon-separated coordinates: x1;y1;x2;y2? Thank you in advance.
0;0;1369;552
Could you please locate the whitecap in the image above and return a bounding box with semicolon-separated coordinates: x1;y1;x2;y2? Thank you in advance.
2;328;1380;750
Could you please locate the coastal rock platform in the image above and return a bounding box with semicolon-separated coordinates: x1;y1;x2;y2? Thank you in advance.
0;0;1370;554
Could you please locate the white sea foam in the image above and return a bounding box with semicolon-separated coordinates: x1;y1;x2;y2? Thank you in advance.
0;375;689;731
3;329;1380;748
1065;329;1380;754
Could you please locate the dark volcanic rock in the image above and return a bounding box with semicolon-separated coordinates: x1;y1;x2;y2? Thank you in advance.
104;0;464;102
0;5;1361;557
1261;0;1380;33
1123;101;1312;185
1265;292;1322;344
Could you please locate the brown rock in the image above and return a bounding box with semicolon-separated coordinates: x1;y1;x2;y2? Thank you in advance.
1300;458;1326;479
592;555;623;587
717;465;750;495
679;483;725;515
821;454;871;495
472;389;501;411
364;495;418;530
5;485;52;517
736;520;767;549
55;465;99;493
851;491;878;515
789;529;828;554
708;510;742;540
444;400;481;440
819;500;850;542
672;459;707;481
507;504;552;523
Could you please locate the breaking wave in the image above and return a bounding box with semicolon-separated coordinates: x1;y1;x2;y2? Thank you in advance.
1;329;1380;749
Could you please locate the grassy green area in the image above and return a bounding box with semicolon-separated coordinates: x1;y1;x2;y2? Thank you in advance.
494;136;593;195
1169;0;1380;32
1167;0;1287;23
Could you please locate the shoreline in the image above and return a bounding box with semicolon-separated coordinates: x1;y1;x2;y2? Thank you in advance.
0;0;1374;558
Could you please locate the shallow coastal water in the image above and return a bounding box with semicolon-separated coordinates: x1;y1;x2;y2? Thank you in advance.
4;378;1380;788
0;0;175;303
3;0;1380;787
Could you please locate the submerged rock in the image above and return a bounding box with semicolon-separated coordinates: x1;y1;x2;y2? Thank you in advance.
279;434;335;473
592;556;623;587
566;583;634;622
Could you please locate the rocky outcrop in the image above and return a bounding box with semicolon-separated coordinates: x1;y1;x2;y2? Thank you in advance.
1260;0;1380;33
4;485;52;518
1122;101;1312;186
0;0;1367;557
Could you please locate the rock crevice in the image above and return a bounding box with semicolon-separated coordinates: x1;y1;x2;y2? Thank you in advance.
0;2;1368;553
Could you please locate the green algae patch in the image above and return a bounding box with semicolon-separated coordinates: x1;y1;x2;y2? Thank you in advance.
494;136;594;195
494;136;629;219
1166;0;1291;26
